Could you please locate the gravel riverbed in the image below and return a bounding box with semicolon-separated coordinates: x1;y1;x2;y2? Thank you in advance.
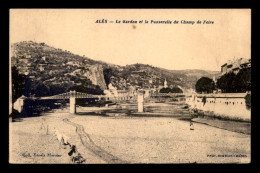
9;104;251;164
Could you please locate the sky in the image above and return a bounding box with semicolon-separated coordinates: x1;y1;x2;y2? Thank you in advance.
9;9;251;71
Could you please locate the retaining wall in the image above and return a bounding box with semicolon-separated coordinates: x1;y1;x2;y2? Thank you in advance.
186;93;251;121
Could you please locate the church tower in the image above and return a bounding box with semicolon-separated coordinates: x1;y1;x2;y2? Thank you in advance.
164;78;168;88
212;75;216;83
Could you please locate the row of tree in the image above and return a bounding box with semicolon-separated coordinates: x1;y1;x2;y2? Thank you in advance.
159;87;183;93
195;68;251;93
216;68;251;93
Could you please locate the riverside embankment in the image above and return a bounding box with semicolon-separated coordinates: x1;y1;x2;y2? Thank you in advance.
186;93;251;121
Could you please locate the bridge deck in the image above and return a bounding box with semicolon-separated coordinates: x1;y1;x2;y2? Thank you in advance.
27;91;190;100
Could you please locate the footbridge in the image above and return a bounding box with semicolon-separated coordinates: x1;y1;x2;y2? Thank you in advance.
17;90;190;114
24;90;143;114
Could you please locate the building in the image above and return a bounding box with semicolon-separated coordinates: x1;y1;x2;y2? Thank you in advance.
240;58;251;69
104;83;137;100
39;64;47;71
42;56;47;61
221;58;251;75
13;95;27;113
117;90;130;97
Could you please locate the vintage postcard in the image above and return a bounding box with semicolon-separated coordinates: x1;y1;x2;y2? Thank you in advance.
9;9;251;164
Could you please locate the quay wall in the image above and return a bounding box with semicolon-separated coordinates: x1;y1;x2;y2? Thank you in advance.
186;93;251;121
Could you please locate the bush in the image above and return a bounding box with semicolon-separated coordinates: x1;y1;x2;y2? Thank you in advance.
12;66;26;103
245;93;251;109
11;109;20;121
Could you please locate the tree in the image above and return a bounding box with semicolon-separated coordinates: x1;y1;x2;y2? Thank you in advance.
159;87;183;93
232;68;251;92
22;77;33;97
12;66;25;103
195;77;216;93
103;67;113;86
216;71;249;93
216;74;228;93
245;93;251;109
33;83;50;97
160;87;172;93
225;72;236;92
48;84;65;96
171;87;183;93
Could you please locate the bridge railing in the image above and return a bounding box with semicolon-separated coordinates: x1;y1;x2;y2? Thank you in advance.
29;91;192;101
32;90;138;100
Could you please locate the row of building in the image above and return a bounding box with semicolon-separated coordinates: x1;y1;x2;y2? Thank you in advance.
104;78;186;99
220;58;251;75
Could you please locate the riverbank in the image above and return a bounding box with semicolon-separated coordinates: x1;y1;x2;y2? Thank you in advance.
189;108;251;135
9;103;251;163
191;117;251;135
68;113;250;163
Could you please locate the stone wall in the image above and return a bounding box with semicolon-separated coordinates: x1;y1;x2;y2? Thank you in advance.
186;93;251;121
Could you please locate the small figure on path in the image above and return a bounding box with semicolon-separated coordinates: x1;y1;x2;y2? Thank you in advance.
190;120;194;130
68;145;86;164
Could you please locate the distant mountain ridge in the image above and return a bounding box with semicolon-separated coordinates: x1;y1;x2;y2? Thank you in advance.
108;63;220;90
11;41;221;94
170;69;221;78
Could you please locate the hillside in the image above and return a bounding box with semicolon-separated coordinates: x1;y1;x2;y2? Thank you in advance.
104;64;220;90
170;69;221;78
11;41;107;96
11;41;220;96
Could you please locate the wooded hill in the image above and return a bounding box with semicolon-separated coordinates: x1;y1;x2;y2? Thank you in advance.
11;41;220;97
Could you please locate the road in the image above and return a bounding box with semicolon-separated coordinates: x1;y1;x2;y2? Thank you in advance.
9;104;250;164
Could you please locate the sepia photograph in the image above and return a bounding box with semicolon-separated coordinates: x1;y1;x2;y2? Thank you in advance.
9;9;251;164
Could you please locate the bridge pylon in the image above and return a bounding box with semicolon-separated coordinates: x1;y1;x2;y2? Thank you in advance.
70;90;76;114
137;91;145;113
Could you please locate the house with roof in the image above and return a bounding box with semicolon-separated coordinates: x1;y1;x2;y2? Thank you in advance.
221;58;251;75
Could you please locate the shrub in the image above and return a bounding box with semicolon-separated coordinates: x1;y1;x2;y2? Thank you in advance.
11;109;20;121
245;93;251;109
